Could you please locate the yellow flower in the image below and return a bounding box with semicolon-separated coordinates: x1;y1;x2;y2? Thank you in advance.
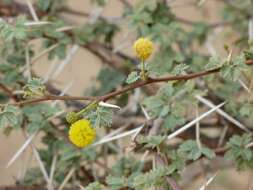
133;38;154;61
68;119;96;148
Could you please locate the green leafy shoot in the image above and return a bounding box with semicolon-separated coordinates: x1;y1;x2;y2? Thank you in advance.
23;78;46;98
126;71;140;84
178;140;216;160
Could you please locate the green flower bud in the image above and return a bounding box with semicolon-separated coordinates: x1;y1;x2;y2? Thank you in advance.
66;112;79;124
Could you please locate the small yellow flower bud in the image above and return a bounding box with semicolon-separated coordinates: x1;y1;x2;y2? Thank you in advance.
66;111;79;124
133;38;154;61
68;119;96;148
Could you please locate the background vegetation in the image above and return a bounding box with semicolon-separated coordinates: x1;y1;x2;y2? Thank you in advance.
1;0;253;189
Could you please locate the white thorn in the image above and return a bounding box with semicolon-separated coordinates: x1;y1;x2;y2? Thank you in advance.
196;95;250;132
25;0;39;21
199;172;218;190
51;45;79;79
141;105;151;120
168;102;225;140
24;21;51;26
92;125;144;147
98;101;121;109
6;132;37;168
58;167;75;190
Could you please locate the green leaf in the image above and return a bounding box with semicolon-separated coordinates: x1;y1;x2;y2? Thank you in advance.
36;0;51;11
126;71;140;84
142;96;165;118
138;135;166;149
201;147;216;159
85;106;113;128
239;103;253;118
82;182;103;190
205;56;223;70
132;166;173;190
167;150;186;172
0;105;19;128
91;0;106;6
163;114;185;130
178;140;215;160
0;16;27;41
225;134;253;169
111;157;143;176
22;104;60;133
172;63;189;75
220;54;246;81
178;140;201;160
106;176;126;190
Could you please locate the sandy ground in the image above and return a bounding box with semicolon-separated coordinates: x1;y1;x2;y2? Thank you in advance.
1;0;252;189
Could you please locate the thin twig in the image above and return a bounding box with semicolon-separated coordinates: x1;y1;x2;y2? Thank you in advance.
13;68;221;106
217;125;228;148
0;83;16;100
25;45;32;80
31;43;59;64
49;154;57;190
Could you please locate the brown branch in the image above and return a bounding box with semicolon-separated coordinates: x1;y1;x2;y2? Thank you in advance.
119;0;132;9
15;94;97;106
13;68;220;106
155;154;183;190
246;59;253;65
175;16;230;28
0;83;18;101
100;68;220;101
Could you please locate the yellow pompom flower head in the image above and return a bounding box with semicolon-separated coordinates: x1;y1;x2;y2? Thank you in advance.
68;119;96;148
133;37;154;81
133;37;154;61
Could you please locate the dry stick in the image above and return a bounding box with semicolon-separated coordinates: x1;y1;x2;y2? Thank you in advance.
58;167;75;190
15;94;97;106
155;154;182;190
14;68;220;106
174;16;229;28
217;125;228;148
31;43;59;64
25;0;39;21
51;79;74;107
25;45;32;80
49;154;57;190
